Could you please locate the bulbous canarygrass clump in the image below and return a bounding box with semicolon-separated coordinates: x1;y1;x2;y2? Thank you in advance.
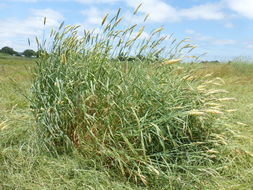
31;8;230;186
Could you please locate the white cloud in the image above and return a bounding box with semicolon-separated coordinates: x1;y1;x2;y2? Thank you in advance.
7;0;38;2
0;9;64;51
77;0;179;23
76;0;225;23
123;0;224;22
185;30;211;41
76;0;253;21
81;7;115;25
185;29;236;46
76;0;119;4
180;3;224;20
212;39;235;45
124;0;180;22
225;0;253;19
243;42;253;49
224;22;234;28
185;29;195;35
0;3;7;8
246;44;253;49
31;8;64;27
77;0;253;21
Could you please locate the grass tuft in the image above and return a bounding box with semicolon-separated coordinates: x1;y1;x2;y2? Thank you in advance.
29;9;235;187
0;44;253;189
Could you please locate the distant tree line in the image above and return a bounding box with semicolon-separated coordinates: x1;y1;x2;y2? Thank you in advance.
0;46;37;58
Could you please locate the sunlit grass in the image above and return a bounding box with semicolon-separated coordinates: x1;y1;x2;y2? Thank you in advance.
29;8;237;188
185;62;253;189
0;8;252;190
0;54;253;190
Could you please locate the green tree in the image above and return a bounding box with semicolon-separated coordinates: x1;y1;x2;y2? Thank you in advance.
0;46;17;55
23;49;36;57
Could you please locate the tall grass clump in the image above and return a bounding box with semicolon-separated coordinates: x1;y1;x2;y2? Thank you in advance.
31;8;231;187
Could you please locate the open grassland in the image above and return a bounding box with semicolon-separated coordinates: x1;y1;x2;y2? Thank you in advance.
190;62;253;189
0;55;252;189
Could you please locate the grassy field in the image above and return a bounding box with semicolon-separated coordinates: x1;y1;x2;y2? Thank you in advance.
191;62;253;189
0;54;252;189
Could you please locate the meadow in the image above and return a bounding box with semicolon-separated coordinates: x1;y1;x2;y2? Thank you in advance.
0;52;252;189
0;10;253;189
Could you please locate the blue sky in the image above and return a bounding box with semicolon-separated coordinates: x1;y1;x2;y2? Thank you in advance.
0;0;252;61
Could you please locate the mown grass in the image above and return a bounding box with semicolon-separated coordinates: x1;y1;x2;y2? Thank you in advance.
188;62;253;189
1;55;252;189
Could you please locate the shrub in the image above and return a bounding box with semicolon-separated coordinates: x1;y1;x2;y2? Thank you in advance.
23;49;36;57
0;46;17;55
31;8;230;187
